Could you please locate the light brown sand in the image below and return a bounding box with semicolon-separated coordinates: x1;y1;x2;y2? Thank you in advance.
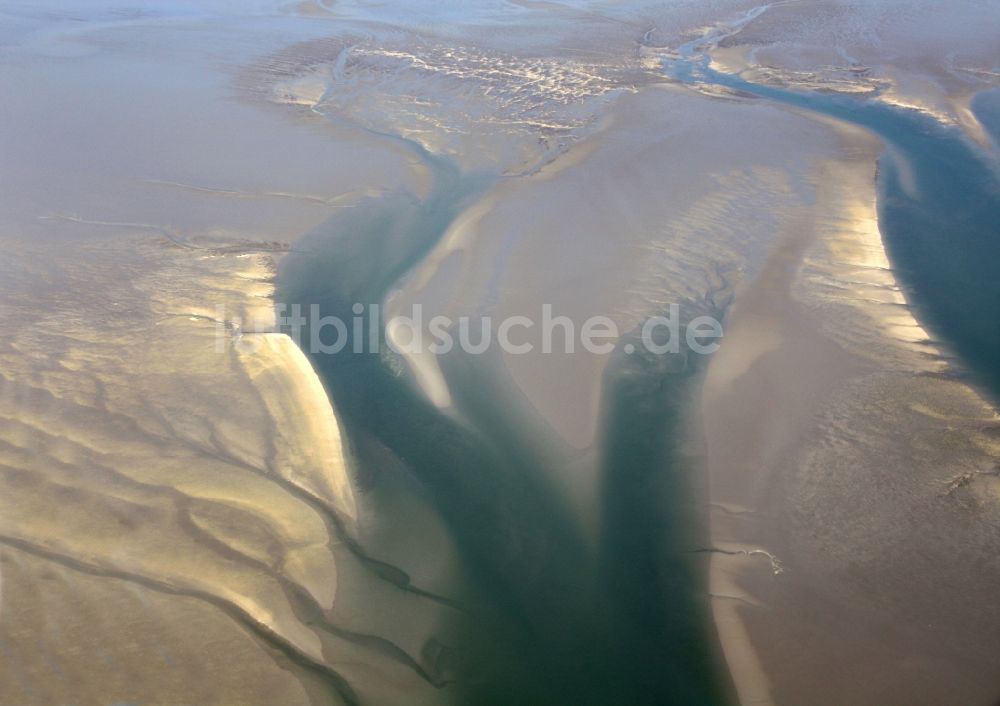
702;112;1000;706
0;10;461;705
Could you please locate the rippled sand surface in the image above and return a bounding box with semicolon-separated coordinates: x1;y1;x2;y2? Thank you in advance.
1;1;998;705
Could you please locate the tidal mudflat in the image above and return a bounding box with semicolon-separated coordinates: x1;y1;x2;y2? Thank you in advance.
1;1;998;705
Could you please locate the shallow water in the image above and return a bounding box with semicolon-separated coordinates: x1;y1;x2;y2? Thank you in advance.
665;42;1000;400
277;112;728;704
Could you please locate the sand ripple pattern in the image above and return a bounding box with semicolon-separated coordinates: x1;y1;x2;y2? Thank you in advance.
0;231;461;705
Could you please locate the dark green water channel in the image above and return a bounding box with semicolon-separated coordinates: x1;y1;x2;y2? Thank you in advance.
277;130;727;704
278;42;1000;705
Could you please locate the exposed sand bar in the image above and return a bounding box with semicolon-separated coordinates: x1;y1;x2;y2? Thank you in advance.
703;130;1000;704
682;8;1000;704
0;5;464;703
239;332;357;526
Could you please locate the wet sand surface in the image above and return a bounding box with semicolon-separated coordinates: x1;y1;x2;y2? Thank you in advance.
669;4;1000;705
1;1;999;705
